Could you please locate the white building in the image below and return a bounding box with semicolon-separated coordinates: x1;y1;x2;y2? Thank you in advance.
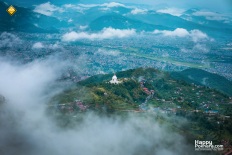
110;74;119;84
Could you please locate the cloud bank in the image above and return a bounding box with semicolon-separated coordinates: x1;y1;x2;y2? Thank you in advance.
62;28;136;42
153;28;209;42
0;32;22;48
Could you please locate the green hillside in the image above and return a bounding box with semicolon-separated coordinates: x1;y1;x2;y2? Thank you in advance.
50;68;232;147
171;68;232;96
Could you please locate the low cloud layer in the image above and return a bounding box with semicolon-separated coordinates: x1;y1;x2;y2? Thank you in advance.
181;44;210;53
0;57;66;155
0;57;65;107
97;48;121;56
192;11;229;21
62;27;136;42
33;2;143;16
32;42;44;49
101;2;125;8
153;28;209;42
34;2;64;16
78;2;125;8
131;8;147;15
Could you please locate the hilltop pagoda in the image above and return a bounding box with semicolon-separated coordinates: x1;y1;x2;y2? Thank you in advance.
110;74;119;84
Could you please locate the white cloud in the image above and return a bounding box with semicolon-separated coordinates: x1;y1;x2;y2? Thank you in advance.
79;25;88;30
34;2;64;16
62;27;136;42
62;2;128;13
63;4;75;8
153;28;189;37
131;8;147;15
68;19;73;23
34;23;39;27
32;42;44;49
78;4;99;8
0;57;65;109
63;4;95;13
190;29;209;42
101;2;125;8
157;8;185;16
153;28;209;42
192;11;228;21
77;2;125;9
32;42;61;50
48;43;60;49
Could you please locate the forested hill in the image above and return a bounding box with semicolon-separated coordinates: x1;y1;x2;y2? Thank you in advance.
171;68;232;96
51;68;231;114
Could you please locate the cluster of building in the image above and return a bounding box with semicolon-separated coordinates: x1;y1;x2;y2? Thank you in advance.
56;100;88;113
138;79;156;111
140;80;155;96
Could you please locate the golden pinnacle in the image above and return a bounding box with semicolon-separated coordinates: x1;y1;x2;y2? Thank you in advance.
7;5;17;16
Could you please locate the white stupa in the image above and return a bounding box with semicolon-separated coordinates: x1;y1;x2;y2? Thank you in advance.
110;74;119;84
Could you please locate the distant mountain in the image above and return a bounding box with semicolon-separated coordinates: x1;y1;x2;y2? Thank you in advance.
171;68;232;96
89;14;170;31
105;6;132;14
0;1;71;33
0;1;46;32
65;6;114;26
126;10;232;36
1;1;231;35
126;11;198;30
180;9;232;38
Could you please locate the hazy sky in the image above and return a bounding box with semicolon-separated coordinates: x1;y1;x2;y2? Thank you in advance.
121;0;232;12
5;0;232;13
